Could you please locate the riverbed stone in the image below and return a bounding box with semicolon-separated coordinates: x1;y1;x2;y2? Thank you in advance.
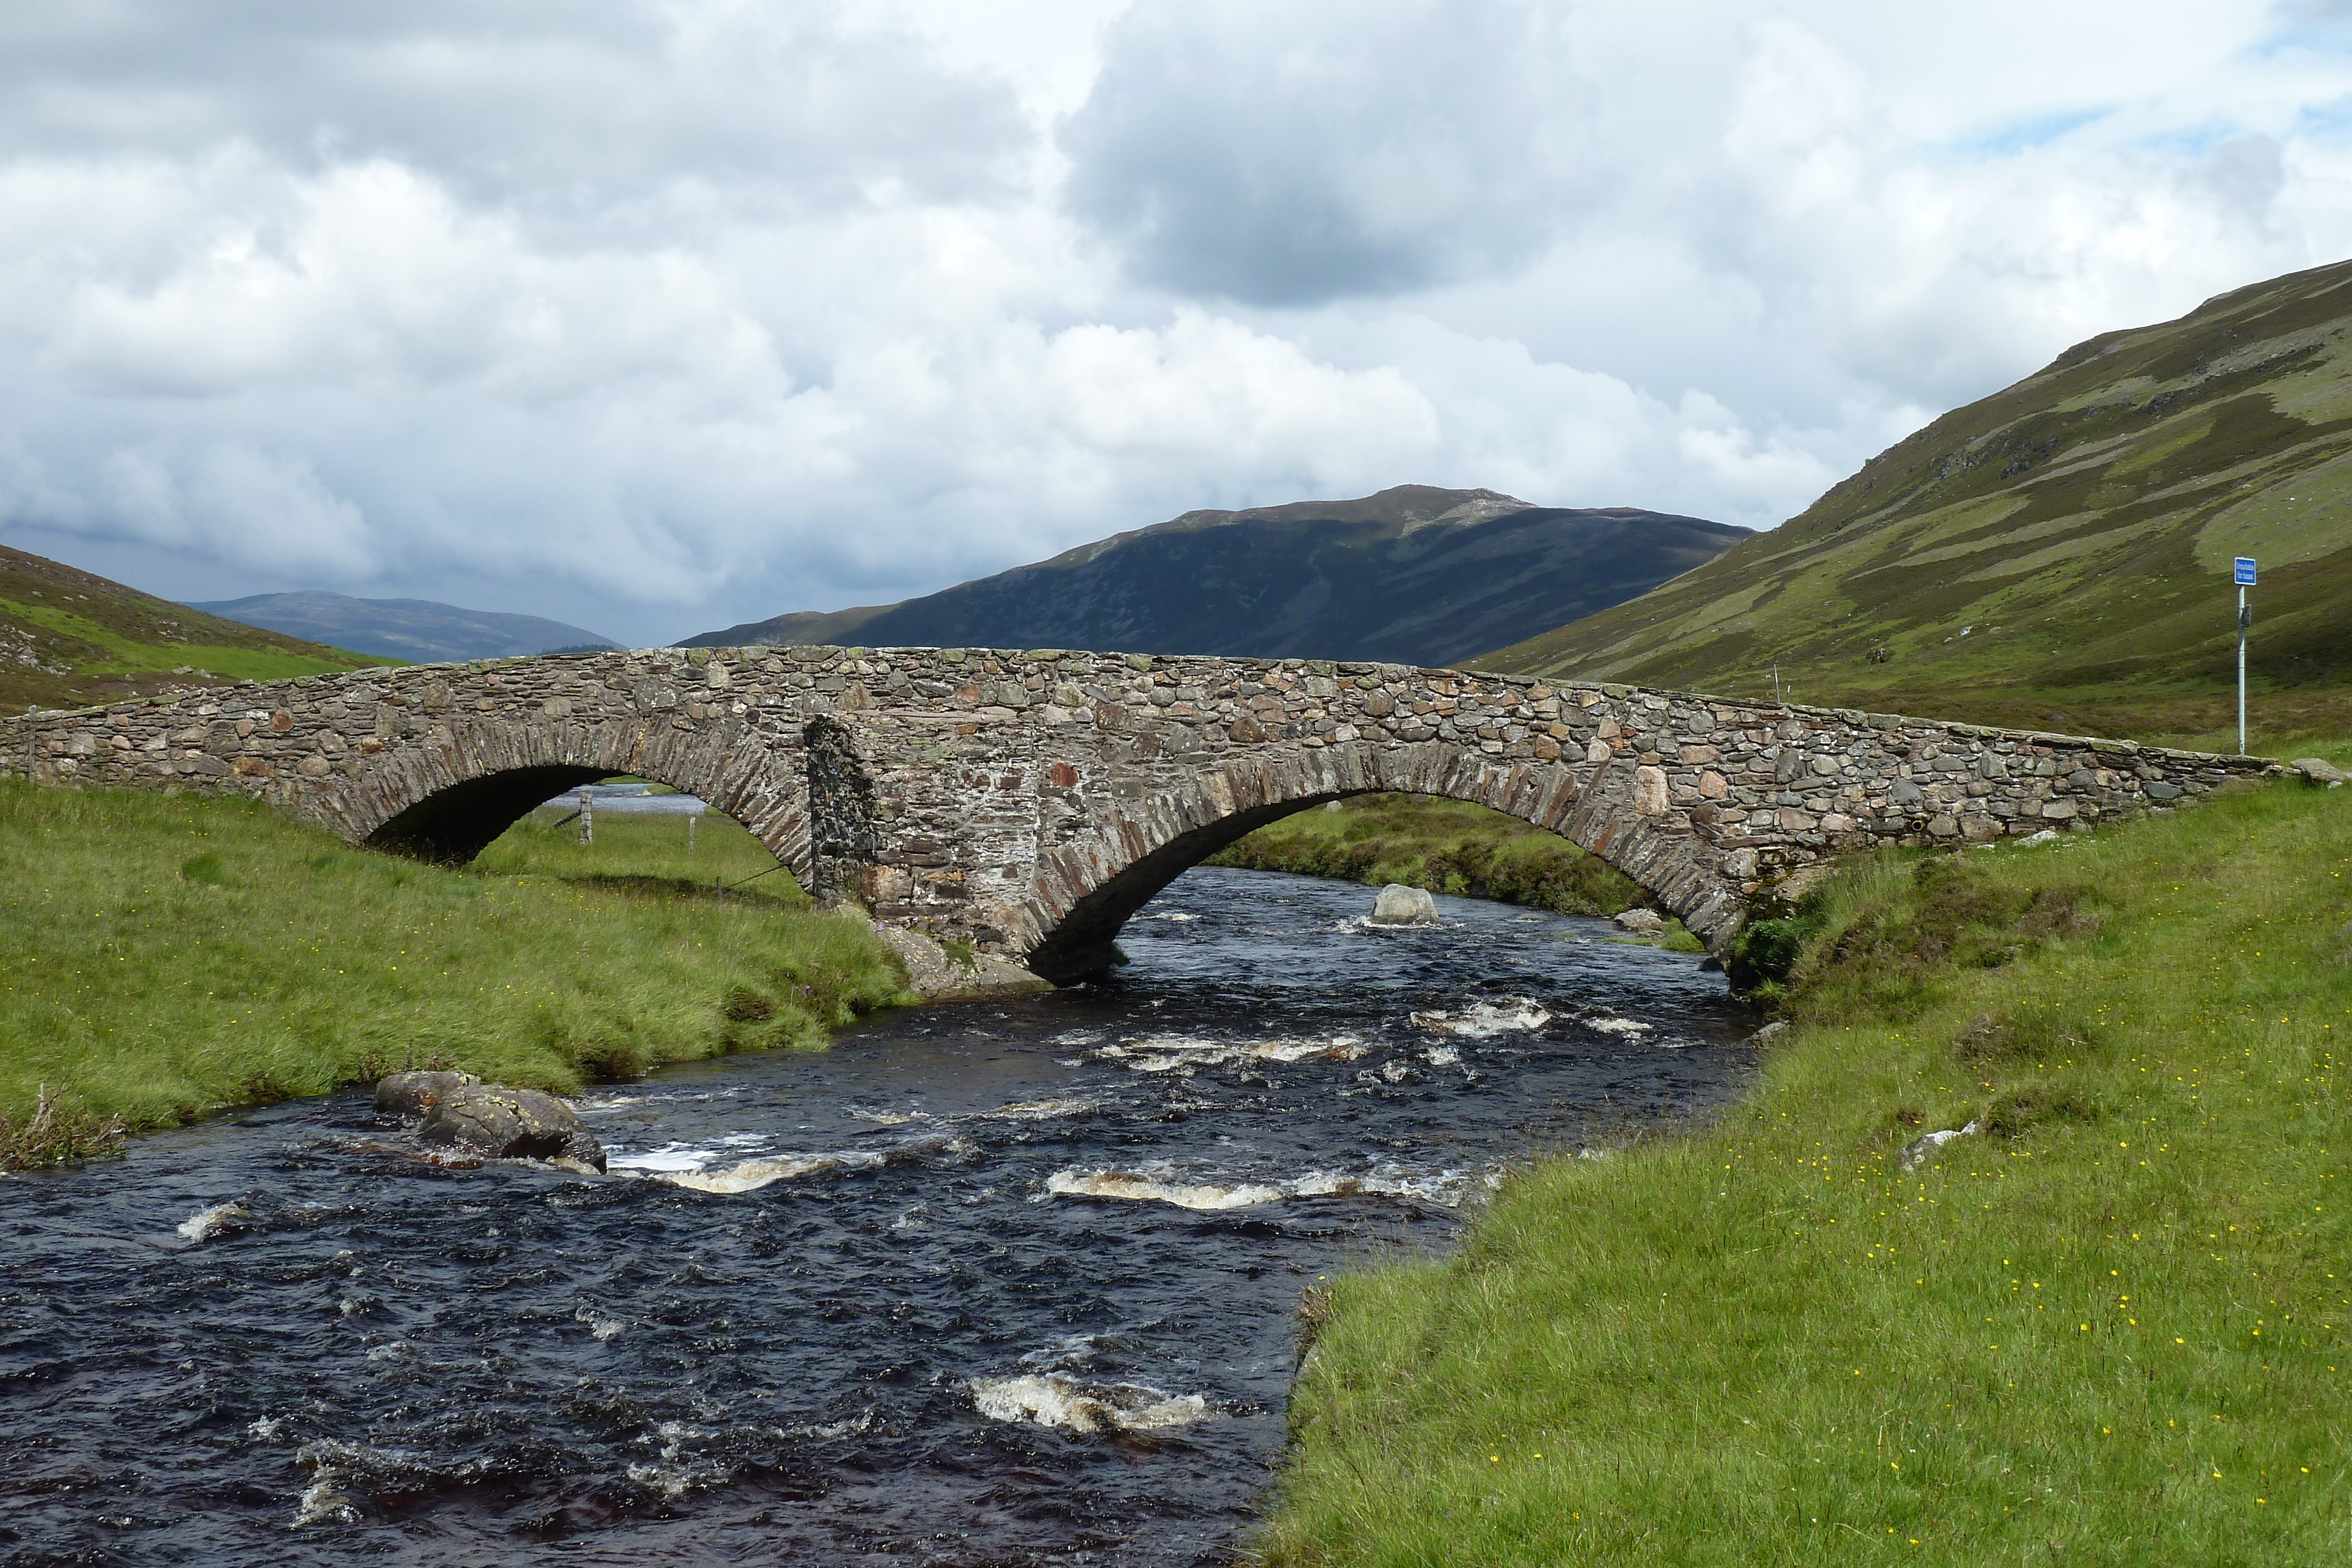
1612;907;1666;934
1369;884;1440;925
419;1086;607;1172
373;1070;482;1118
880;927;1054;1002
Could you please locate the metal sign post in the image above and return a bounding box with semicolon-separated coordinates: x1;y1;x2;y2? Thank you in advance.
2234;556;2256;754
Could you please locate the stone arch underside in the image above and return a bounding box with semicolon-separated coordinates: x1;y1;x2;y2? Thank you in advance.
313;715;819;884
1017;740;1741;984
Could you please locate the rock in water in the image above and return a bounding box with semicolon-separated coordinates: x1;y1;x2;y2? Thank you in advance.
1369;884;1439;925
372;1070;482;1118
417;1086;607;1172
878;927;1054;1002
1612;908;1666;934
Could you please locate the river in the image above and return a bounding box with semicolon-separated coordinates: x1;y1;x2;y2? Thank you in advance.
0;866;1755;1566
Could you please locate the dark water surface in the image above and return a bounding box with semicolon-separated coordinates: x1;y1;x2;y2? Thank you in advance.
1;867;1755;1566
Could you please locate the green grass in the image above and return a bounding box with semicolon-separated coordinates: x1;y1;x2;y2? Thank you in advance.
0;781;911;1168
1265;755;2352;1566
476;800;797;897
1209;794;1647;918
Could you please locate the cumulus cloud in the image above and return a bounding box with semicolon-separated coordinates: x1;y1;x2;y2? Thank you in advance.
1062;0;1589;305
0;3;1027;216
0;0;2347;644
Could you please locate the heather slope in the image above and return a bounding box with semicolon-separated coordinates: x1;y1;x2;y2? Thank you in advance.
1484;260;2352;741
3;545;380;711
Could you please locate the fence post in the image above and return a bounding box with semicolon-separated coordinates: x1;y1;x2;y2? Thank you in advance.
686;812;696;856
578;787;594;846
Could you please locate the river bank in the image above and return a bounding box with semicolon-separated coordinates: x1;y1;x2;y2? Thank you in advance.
0;781;909;1168
1209;793;1649;919
1265;754;2352;1564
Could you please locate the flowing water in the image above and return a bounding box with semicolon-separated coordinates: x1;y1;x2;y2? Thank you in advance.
0;867;1755;1566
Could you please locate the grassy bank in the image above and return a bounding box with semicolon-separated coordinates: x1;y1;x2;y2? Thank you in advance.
1267;762;2351;1565
1210;794;1646;919
0;782;910;1169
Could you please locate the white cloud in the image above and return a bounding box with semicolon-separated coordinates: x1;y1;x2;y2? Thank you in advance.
0;0;2347;644
1062;0;1591;305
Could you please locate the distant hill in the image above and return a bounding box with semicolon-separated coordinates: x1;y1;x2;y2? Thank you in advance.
2;546;379;712
683;485;1743;667
191;591;620;665
690;604;898;650
1484;260;2352;739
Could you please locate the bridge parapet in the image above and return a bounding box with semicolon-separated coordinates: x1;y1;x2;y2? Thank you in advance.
1;646;2280;981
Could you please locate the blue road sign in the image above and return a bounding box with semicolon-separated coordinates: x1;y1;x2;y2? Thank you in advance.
2234;556;2257;586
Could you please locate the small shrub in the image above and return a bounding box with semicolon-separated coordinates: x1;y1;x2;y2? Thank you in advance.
577;1041;648;1083
722;985;776;1022
1727;905;1823;992
1952;1004;2102;1064
0;1085;128;1171
1979;1085;2104;1140
1785;852;2106;1023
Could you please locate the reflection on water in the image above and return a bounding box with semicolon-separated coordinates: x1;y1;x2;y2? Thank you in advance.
0;867;1754;1566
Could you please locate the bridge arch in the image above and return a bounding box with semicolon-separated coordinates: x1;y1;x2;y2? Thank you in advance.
315;712;824;887
1014;740;1738;983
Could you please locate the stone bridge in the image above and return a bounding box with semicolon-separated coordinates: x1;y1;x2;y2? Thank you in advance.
2;646;2274;982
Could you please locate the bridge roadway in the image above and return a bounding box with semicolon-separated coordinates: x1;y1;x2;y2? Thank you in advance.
3;646;2276;982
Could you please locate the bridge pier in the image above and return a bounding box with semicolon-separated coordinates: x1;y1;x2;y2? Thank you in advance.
1;646;2278;989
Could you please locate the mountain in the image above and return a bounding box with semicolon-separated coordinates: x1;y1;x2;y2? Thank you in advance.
191;591;620;665
3;546;380;712
688;603;897;650
681;485;1743;667
1484;259;2352;738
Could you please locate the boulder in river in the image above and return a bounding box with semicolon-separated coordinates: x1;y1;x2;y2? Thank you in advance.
412;1085;607;1172
1369;884;1439;925
1612;908;1666;935
372;1070;482;1118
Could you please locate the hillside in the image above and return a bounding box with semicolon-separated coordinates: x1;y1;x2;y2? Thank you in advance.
682;485;1743;667
690;603;897;649
1485;260;2352;744
2;545;382;713
191;590;620;664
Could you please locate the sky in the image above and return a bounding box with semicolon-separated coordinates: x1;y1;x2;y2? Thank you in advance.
1;2;2349;646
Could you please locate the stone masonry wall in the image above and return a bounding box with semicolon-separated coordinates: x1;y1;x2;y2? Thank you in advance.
1;646;2280;978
